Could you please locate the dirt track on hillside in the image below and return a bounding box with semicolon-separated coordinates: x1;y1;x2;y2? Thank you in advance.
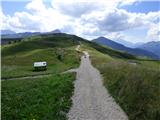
68;51;128;120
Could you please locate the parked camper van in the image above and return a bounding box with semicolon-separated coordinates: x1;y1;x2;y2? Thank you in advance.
33;61;47;71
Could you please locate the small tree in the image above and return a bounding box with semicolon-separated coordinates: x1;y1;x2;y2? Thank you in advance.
8;41;12;44
18;39;21;42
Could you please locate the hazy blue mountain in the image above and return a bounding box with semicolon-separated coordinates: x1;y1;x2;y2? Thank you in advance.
114;39;135;48
1;32;40;39
40;29;61;35
1;30;16;35
137;41;160;58
114;39;144;48
2;29;61;38
51;29;61;33
1;29;62;44
93;37;159;60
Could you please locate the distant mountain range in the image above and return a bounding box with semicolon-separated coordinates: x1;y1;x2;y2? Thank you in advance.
137;41;160;58
93;37;159;60
1;29;61;38
115;39;160;58
1;29;61;44
114;39;144;48
1;30;16;35
50;29;61;34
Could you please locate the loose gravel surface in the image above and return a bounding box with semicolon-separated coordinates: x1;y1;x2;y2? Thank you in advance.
68;51;128;120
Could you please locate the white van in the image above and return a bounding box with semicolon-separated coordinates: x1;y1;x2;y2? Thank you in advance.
33;61;47;71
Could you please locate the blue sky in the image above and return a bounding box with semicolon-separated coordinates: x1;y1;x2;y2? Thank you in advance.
2;1;28;16
1;0;52;15
119;1;160;13
1;0;160;43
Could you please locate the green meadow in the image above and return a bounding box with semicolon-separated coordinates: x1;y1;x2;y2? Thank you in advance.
83;44;160;120
1;34;81;120
2;73;75;120
2;35;80;79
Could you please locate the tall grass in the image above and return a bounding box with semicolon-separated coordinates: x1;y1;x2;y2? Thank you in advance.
91;55;160;120
2;73;75;120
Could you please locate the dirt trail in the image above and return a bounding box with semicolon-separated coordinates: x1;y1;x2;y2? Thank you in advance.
1;74;52;81
68;51;128;120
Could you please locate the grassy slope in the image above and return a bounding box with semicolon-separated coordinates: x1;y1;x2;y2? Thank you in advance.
2;73;75;120
1;34;81;120
82;44;160;120
2;34;80;78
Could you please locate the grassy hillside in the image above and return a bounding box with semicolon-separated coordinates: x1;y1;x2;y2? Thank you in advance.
2;33;133;79
1;34;81;120
2;34;80;78
82;45;160;120
2;73;75;120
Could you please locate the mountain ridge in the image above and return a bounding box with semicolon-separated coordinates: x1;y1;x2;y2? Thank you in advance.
1;30;16;35
1;29;61;38
114;39;144;48
137;41;160;58
93;36;159;60
1;29;62;44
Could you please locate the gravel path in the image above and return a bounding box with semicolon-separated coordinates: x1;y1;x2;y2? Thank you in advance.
68;51;128;120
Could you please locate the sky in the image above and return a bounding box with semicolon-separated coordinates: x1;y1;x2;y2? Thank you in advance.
1;0;160;43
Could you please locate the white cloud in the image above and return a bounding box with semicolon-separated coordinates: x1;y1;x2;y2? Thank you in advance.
0;9;7;29
1;0;72;32
105;32;124;40
97;9;131;32
118;0;138;6
26;0;46;13
147;23;160;41
52;1;101;17
144;11;160;23
51;0;138;18
1;0;159;42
